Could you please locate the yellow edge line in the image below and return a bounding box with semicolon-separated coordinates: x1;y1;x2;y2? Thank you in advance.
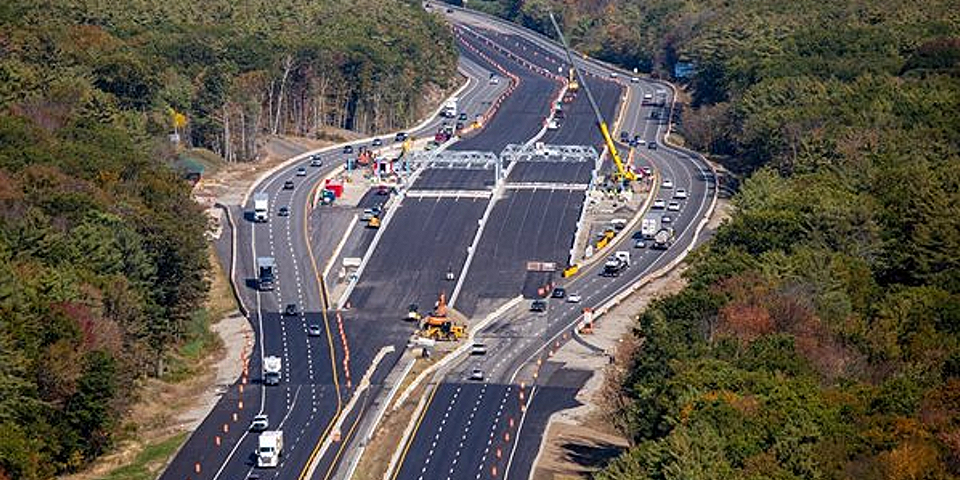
322;397;368;479
389;383;441;480
298;180;345;480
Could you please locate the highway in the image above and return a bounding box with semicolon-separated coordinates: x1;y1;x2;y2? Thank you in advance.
161;3;715;480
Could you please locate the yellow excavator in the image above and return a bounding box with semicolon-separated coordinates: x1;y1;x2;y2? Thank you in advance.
549;13;636;184
567;67;579;92
419;292;466;341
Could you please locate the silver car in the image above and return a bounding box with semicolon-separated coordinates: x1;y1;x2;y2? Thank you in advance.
668;201;681;211
675;188;688;199
653;199;666;209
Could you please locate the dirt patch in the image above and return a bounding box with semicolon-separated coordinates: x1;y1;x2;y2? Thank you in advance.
532;422;629;480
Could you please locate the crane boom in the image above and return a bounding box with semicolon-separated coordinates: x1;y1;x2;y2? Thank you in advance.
548;13;636;183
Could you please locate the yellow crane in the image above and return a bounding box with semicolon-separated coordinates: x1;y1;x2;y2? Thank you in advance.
549;13;636;184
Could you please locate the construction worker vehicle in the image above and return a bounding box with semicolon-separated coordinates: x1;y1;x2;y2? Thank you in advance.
406;303;422;322
419;292;466;341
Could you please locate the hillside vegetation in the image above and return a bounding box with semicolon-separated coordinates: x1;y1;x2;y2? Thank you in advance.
0;1;457;479
465;0;960;478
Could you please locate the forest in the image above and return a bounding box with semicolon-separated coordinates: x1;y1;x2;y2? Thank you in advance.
0;1;456;478
465;0;960;478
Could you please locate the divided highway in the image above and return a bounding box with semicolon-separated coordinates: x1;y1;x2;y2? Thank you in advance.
161;4;715;480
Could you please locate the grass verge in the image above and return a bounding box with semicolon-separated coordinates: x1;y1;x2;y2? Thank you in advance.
96;432;188;480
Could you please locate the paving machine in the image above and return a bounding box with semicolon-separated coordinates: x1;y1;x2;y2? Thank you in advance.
419;292;466;341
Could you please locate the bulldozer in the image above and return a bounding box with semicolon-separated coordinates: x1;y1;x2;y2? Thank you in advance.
418;292;466;341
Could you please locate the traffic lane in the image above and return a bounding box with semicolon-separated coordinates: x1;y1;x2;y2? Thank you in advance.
541;75;621;147
347;197;487;314
456;189;582;317
453;32;558;152
506;161;594;184
412;168;496;190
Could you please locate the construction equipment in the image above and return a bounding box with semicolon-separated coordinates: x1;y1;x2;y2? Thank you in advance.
549;13;636;184
419;292;466;341
406;303;422;322
367;216;381;228
567;67;579;91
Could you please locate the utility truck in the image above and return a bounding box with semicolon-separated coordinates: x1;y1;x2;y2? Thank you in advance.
652;227;675;250
263;355;282;386
253;193;269;222
257;431;283;468
256;257;276;291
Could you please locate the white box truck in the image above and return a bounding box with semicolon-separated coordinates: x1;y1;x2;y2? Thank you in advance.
257;431;283;468
441;98;457;118
256;257;276;291
263;355;281;386
253;192;269;222
641;216;659;239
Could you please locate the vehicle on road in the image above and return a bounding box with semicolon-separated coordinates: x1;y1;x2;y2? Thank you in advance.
343;145;353;154
653;199;666;209
310;156;323;167
489;74;500;85
642;93;654;105
662;215;673;223
395;132;408;142
284;303;298;316
610;72;618;78
634;239;647;248
551;287;566;299
641;216;660;238
254;192;269;223
406;303;422;322
602;251;631;277
361;208;376;221
652;227;675;250
471;344;488;355
458;112;468;121
567;294;582;303
372;138;383;147
668;201;681;211
661;179;674;189
675;188;688;199
250;415;269;431
256;257;276;291
278;206;290;217
547;118;560;130
296;167;307;176
648;142;658;150
530;299;547;312
642;166;653;176
307;324;322;336
441;99;457;118
283;180;295;190
263;356;282;386
257;431;283;468
469;368;484;381
620;131;630;142
630;76;640;83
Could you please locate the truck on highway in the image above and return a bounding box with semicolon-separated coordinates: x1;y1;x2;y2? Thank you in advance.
602;251;631;277
263;355;282;386
253;192;269;222
256;257;276;291
441;98;457;118
641;216;660;239
257;430;283;468
652;227;675;250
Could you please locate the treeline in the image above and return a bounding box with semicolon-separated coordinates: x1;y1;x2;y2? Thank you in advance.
460;0;960;478
2;0;457;162
0;1;457;479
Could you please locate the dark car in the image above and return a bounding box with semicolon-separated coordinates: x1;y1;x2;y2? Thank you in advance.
530;299;547;312
458;112;468;121
551;287;566;299
342;145;354;154
372;138;383;147
283;180;295;190
284;303;298;316
278;206;290;217
620;131;630;141
631;230;644;240
455;121;464;130
648;142;658;150
395;132;408;142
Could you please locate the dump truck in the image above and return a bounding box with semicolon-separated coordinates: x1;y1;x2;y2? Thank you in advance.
420;292;465;341
652;227;675;250
254;192;269;222
257;431;283;468
256;257;276;291
263;355;281;386
641;216;659;239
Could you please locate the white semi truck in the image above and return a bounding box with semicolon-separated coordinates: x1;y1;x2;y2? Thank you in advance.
263;355;281;386
257;430;283;468
253;192;269;222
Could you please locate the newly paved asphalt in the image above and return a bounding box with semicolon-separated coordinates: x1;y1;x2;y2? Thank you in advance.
412;168;495;190
506;161;594;184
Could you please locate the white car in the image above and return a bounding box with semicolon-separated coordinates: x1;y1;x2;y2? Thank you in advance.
567;294;582;303
662;215;673;223
662;179;674;189
307;324;322;336
471;344;488;355
630;76;640;83
610;72;619;78
667;201;681;211
547;119;560;130
675;188;688;199
250;415;269;431
361;208;375;221
296;167;307;176
653;199;666;209
470;368;484;381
